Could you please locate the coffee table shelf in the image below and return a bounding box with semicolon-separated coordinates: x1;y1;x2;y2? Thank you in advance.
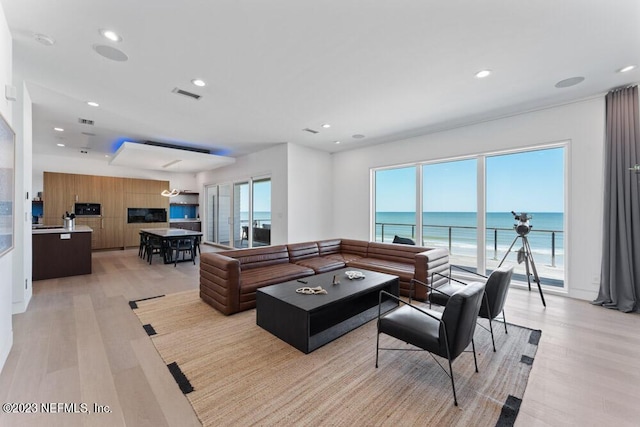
256;268;399;353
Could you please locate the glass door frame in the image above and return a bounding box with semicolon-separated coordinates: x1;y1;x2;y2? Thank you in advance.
204;175;271;249
371;142;568;289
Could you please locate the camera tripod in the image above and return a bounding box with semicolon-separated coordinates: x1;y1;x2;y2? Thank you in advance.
498;234;546;307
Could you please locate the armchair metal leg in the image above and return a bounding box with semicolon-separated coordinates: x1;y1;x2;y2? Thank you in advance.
471;339;479;373
488;318;496;352
447;357;458;406
503;310;508;334
375;332;380;368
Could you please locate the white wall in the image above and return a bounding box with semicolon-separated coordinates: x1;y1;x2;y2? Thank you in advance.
196;144;289;244
195;143;335;246
331;98;605;301
286;143;333;243
0;2;13;373
32;154;197;195
12;81;32;313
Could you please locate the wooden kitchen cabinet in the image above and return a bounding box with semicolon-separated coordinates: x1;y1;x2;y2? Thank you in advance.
75;174;100;203
75;217;102;248
99;217;124;249
124;178;167;195
100;176;124;217
43;172;169;249
43;172;76;222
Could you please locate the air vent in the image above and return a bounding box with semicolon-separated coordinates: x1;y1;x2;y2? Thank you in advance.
78;118;94;125
303;128;319;134
172;87;202;100
81;132;96;136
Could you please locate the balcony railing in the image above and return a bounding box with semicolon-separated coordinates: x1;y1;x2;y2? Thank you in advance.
376;222;563;268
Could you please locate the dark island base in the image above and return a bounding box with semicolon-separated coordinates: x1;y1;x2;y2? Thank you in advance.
33;231;92;280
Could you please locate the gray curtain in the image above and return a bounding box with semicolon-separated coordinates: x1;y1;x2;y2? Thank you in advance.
594;86;640;312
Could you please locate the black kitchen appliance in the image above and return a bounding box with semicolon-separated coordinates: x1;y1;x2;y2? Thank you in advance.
74;203;101;216
127;208;167;223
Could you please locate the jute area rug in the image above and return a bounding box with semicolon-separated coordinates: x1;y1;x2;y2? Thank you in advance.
131;290;540;427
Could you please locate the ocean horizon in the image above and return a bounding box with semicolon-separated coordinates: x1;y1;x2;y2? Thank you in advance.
376;211;564;267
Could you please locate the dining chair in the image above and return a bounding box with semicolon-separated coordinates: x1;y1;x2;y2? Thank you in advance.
146;235;163;265
170;237;196;267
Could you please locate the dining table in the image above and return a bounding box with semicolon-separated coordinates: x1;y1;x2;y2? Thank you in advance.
140;228;203;264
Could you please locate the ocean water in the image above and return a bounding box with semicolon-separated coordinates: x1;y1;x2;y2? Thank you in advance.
239;211;272;226
375;212;564;267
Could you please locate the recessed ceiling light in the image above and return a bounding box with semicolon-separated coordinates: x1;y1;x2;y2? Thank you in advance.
87;101;99;107
334;141;341;144
475;69;492;79
100;29;122;42
618;65;636;73
555;76;585;88
57;143;65;147
191;79;206;87
322;123;331;128
54;127;64;132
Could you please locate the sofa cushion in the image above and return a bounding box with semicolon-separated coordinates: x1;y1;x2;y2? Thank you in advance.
348;258;415;284
221;245;290;270
324;253;363;264
317;239;343;256
240;263;314;296
287;242;320;262
319;238;367;263
366;241;426;263
340;239;370;258
295;257;345;274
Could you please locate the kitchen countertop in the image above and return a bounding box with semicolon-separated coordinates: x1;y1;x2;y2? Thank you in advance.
169;219;201;223
32;225;93;234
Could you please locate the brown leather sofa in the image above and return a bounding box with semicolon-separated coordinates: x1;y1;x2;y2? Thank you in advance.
200;238;449;315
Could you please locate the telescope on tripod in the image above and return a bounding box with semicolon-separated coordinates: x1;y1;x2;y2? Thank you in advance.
498;211;546;307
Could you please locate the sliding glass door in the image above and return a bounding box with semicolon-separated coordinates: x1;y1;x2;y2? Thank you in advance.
205;177;271;248
485;147;565;287
374;166;417;243
253;178;272;246
217;184;232;246
205;185;216;242
233;182;249;247
372;144;566;288
422;158;477;271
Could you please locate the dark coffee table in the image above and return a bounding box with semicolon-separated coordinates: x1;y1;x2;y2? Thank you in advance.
256;268;399;353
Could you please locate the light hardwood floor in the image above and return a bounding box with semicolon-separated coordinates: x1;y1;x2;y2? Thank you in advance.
1;247;639;426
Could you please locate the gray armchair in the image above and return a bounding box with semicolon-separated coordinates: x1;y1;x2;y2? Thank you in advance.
375;281;486;406
428;264;514;351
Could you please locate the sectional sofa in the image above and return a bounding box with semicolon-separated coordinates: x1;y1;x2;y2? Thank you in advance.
200;238;450;315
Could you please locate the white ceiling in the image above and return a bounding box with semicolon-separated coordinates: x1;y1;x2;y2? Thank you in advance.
109;142;236;173
2;0;640;167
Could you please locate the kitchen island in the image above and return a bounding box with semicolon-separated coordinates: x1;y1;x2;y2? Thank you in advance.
32;225;93;280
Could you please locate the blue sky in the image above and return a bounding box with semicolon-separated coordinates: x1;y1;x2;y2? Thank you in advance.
238;180;271;212
376;147;565;212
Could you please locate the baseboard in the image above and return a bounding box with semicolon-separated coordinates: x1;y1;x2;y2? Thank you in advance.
0;327;13;375
12;290;32;314
568;288;598;301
